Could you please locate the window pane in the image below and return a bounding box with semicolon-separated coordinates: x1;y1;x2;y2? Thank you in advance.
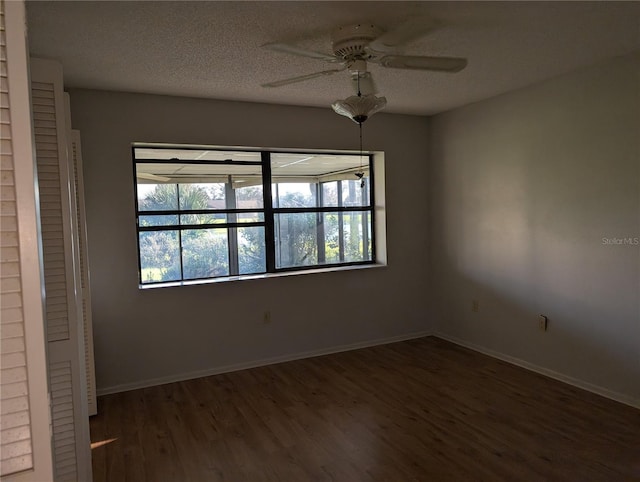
275;213;318;268
134;147;262;162
343;211;372;262
139;214;179;227
178;183;225;210
179;212;264;225
322;212;341;263
235;212;264;223
342;178;370;206
137;184;178;211
235;184;264;209
180;213;227;225
237;227;266;275
273;182;318;208
321;181;339;207
139;231;181;283
136;164;263;210
271;152;364;177
182;229;229;279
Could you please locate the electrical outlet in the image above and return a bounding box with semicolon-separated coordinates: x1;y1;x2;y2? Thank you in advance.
472;300;479;312
263;310;271;324
538;315;548;332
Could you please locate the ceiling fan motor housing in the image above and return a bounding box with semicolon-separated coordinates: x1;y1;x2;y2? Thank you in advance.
331;24;382;60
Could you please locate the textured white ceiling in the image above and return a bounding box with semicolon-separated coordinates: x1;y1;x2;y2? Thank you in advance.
26;1;640;115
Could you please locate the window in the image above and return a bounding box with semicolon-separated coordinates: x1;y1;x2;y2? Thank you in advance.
134;145;376;285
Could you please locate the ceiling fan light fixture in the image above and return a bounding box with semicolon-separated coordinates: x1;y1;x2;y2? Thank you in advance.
331;93;387;124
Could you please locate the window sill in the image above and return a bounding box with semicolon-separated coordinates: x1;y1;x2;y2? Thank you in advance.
139;263;387;290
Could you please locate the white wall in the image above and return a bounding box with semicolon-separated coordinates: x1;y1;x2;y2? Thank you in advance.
68;90;431;394
428;53;640;405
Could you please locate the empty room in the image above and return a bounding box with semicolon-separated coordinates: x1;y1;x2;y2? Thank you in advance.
1;1;639;481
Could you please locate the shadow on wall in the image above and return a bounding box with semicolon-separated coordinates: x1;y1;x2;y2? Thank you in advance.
428;149;639;401
429;170;639;403
427;52;640;404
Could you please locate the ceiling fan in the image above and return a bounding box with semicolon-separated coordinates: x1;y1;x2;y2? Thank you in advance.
261;18;467;93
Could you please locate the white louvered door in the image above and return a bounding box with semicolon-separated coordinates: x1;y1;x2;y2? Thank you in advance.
0;3;34;475
67;118;97;416
1;1;53;480
30;58;92;482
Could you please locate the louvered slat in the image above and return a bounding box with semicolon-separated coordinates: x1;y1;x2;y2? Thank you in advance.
70;130;97;416
0;409;29;430
48;360;78;481
0;351;25;369
32;81;71;344
0;2;35;473
0;396;29;416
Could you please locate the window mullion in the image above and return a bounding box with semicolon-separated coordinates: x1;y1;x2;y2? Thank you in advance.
225;177;239;276
368;154;376;262
317;183;325;264
362;180;369;260
262;152;276;272
337;180;344;262
177;184;185;280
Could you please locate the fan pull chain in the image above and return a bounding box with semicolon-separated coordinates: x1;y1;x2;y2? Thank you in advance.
354;72;365;188
359;120;363;167
356;120;365;189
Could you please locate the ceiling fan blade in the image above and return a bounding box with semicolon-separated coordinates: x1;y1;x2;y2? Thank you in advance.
262;42;339;62
368;16;438;52
262;68;346;88
378;55;467;72
350;72;377;95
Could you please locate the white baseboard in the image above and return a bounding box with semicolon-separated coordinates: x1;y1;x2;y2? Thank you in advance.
96;330;433;396
434;332;640;410
97;330;640;410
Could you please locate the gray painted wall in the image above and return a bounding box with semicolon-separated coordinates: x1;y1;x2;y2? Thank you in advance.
428;53;640;403
71;52;639;403
69;90;431;393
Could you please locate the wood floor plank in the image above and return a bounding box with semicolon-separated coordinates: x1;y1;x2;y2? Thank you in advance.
90;337;640;481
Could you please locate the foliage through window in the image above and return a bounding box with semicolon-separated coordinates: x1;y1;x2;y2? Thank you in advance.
134;145;375;285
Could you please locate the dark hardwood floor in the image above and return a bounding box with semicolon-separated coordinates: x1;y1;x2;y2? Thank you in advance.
90;337;640;481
